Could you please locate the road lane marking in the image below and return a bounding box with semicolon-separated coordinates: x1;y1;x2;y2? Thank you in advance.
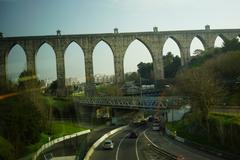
135;133;140;160
144;129;210;160
143;129;160;149
136;127;150;160
115;133;129;160
116;126;146;160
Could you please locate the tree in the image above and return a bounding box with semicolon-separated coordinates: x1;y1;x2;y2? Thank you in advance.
176;67;224;126
163;52;181;78
204;51;240;105
163;52;174;66
0;136;14;160
124;72;140;84
46;80;58;95
96;84;122;96
17;70;40;90
222;38;240;52
137;62;154;84
0;96;43;158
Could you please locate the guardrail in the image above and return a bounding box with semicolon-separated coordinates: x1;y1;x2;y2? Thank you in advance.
32;129;91;160
165;128;240;160
149;145;177;160
144;129;177;160
83;125;128;160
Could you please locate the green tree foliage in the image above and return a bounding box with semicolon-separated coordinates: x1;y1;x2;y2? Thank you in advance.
163;52;181;78
17;70;40;90
204;51;240;105
176;49;240;124
222;38;240;52
168;113;240;155
189;38;240;68
134;53;181;83
176;67;224;124
0;96;43;158
96;84;122;96
137;62;154;84
46;80;58;95
0;136;14;160
188;48;222;68
124;72;140;84
0;70;51;158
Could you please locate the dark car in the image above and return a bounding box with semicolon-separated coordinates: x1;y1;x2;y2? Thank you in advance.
128;131;138;138
140;120;147;125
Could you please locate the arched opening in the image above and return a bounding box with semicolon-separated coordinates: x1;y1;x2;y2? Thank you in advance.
64;42;85;88
6;44;27;82
237;36;240;42
163;38;181;57
190;37;205;56
93;41;114;84
35;43;57;84
162;38;181;78
124;39;153;87
214;36;225;48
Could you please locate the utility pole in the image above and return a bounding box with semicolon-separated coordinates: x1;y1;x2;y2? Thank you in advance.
140;75;142;101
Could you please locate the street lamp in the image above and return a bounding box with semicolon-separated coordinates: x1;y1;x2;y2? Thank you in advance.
139;75;143;99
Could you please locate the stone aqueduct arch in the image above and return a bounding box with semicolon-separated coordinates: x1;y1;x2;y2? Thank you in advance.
0;26;240;96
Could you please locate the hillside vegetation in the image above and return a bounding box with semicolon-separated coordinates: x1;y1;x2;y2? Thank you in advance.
169;38;240;155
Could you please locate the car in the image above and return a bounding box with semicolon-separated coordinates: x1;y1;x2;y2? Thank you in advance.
152;123;160;131
128;131;138;138
102;139;114;149
148;116;154;122
140;120;147;125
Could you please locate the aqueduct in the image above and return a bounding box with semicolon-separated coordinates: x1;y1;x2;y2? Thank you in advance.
0;25;240;96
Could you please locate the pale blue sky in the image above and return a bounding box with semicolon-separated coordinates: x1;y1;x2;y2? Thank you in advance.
1;0;240;82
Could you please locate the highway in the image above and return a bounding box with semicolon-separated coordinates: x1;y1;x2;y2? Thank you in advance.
90;124;225;160
90;125;176;160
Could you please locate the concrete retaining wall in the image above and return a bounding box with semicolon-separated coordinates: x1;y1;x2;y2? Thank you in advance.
32;129;91;160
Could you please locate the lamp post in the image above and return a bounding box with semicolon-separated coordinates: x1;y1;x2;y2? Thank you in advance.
140;75;142;100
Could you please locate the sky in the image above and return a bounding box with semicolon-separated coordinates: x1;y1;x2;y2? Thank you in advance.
1;0;240;82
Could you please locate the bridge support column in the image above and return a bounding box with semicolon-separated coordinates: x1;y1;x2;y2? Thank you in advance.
0;48;6;92
75;105;97;122
26;45;36;76
205;36;217;49
84;47;95;96
112;109;145;125
181;45;191;66
114;54;124;87
152;52;164;88
150;43;164;88
55;47;66;96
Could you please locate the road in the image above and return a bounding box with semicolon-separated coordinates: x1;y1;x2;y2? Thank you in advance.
91;124;225;160
91;125;147;160
145;129;224;160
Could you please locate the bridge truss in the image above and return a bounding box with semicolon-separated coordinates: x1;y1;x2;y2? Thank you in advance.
74;96;189;110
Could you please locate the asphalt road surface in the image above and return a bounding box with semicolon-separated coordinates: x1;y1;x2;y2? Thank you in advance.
91;125;225;160
90;125;148;160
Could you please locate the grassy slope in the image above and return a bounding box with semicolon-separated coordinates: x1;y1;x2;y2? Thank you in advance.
0;95;88;159
167;113;240;152
21;121;88;160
